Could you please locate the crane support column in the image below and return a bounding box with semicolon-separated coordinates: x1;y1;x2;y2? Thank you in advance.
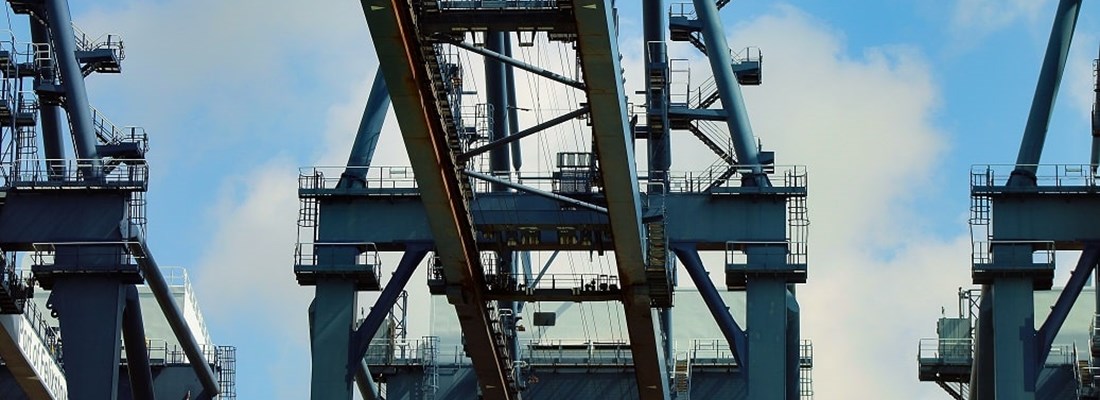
47;275;127;400
29;18;66;176
308;278;358;400
747;278;792;399
503;35;522;172
1011;0;1081;183
486;30;511;187
121;284;156;400
43;0;100;165
991;278;1037;398
691;0;764;183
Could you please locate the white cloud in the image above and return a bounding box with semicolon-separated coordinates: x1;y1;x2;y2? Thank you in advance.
719;6;968;398
951;0;1053;39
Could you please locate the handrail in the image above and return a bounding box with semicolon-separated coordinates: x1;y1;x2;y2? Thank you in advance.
971;164;1099;189
1;158;148;189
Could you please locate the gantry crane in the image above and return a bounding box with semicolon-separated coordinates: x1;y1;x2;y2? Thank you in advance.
0;0;231;398
917;0;1100;399
298;1;810;399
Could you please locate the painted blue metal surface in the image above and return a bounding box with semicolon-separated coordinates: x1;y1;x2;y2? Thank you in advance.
48;277;125;400
746;278;792;399
359;1;517;397
311;191;794;250
308;280;357;399
991;278;1038;398
127;240;220;396
349;246;430;370
29;19;66;176
449;40;585;89
43;0;100;170
341;70;390;188
459;107;589;161
121;284;155;400
486;30;511;182
503;35;522;172
644;0;670;186
1036;246;1100;368
672;244;747;366
691;0;764;184
1011;0;1082;183
548;7;671;395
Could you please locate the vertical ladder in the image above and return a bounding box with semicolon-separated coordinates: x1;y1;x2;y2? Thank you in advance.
422;336;439;400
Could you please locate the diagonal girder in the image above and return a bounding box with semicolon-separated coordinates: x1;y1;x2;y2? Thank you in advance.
359;1;517;399
573;1;670;398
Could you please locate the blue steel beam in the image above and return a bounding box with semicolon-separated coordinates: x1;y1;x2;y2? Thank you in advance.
121;284;155;400
1010;0;1081;184
459;107;589;161
29;19;66;176
349;245;430;371
1036;245;1100;365
573;2;670;397
340;69;390;188
43;0;100;169
503;35;523;171
448;39;586;89
464;170;609;214
486;31;511;184
1092;44;1099;172
691;0;766;185
360;2;516;398
672;244;747;366
126;241;220;396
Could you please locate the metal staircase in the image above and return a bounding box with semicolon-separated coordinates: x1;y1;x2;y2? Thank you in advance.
0;252;30;314
673;351;691;399
686;121;735;165
646;218;673;308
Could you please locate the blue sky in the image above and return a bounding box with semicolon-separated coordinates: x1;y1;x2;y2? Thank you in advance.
19;0;1099;398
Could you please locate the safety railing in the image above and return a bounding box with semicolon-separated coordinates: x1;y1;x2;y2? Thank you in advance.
1046;344;1076;366
725;240;808;267
293;242;380;272
30;241;137;269
364;336;445;366
30;42;51;72
971;164;1100;191
302;164;808;196
689;338;737;366
23;292;63;364
971;240;1055;268
523;339;633;366
71;23;124;61
668;58;692;107
666;165;807;193
0;159;148;190
484;272;620;293
125;339;222;366
298;166;418;191
436;0;560;10
90;107;148;152
669;2;697;19
917;338;973;365
732;46;762;65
